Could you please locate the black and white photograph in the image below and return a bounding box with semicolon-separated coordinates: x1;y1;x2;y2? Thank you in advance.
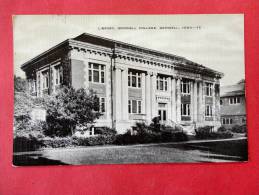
13;14;247;166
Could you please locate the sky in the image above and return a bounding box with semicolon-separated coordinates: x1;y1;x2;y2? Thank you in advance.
13;14;245;86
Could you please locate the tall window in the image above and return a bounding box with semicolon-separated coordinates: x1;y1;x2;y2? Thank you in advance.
229;97;240;104
128;71;141;88
157;76;168;91
42;71;49;89
97;97;106;113
128;100;142;114
88;63;105;83
181;79;191;94
54;66;63;85
205;104;212;117
181;103;190;116
205;83;213;96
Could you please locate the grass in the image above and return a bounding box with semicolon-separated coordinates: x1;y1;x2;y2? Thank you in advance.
13;138;248;166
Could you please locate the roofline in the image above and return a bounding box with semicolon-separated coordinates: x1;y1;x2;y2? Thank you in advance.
20;33;224;78
20;39;70;70
76;33;224;77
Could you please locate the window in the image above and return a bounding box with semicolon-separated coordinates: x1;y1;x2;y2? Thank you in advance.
205;83;213;96
96;97;106;113
128;100;142;114
157;76;168;91
181;103;190;116
229;97;240;105
89;127;95;136
205;104;212;117
42;71;49;89
128;71;141;88
88;63;105;83
55;66;63;85
181;79;191;94
220;99;223;105
222;118;233;125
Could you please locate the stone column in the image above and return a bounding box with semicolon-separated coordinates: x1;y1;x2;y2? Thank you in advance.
190;81;193;122
40;71;43;97
145;73;152;122
106;63;112;122
193;80;198;122
83;59;89;89
176;78;181;123
150;72;157;118
171;77;177;122
198;81;205;122
141;72;146;115
212;82;216;122
36;71;40;97
167;77;172;121
52;66;56;93
114;67;122;122
121;68;129;121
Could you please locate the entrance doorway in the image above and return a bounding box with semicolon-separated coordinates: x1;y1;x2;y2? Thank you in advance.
158;103;167;122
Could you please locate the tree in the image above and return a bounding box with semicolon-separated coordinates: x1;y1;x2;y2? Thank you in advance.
45;87;101;137
14;75;27;92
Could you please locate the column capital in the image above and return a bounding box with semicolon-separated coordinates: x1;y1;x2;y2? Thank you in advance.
114;65;126;71
147;71;157;76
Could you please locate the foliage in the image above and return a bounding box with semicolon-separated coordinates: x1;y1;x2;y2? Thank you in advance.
42;137;73;148
44;87;101;137
195;126;233;139
94;126;117;136
217;126;227;132
14;75;27;93
114;121;188;145
231;125;247;133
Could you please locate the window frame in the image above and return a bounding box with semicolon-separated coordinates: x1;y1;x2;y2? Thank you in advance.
205;104;213;117
128;71;142;88
157;76;168;91
181;103;190;116
42;70;49;90
128;99;142;114
229;97;241;105
54;65;63;85
181;79;191;95
88;62;105;84
205;82;213;97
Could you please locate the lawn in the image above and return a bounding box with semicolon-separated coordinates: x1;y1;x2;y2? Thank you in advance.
13;138;247;166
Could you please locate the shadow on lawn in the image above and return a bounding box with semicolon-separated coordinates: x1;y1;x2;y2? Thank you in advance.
13;153;68;166
160;139;248;162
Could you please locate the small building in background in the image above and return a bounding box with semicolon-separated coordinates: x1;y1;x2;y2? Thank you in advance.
220;79;246;129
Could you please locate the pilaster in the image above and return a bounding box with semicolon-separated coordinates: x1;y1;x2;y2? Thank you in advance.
176;77;181;123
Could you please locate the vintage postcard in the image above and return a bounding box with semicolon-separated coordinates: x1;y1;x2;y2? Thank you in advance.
13;14;247;166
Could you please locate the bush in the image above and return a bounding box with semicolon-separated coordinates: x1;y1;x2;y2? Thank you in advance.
94;126;117;136
13;135;43;152
231;125;247;133
218;126;227;132
195;126;233;139
42;137;73;148
72;134;116;146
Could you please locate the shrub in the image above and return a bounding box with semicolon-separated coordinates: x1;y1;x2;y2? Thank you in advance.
218;126;227;132
94;126;117;136
231;125;247;133
13;134;43;152
195;126;233;139
42;137;73;148
72;134;116;146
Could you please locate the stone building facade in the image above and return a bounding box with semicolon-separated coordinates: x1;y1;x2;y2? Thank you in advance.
220;80;246;129
21;33;223;134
